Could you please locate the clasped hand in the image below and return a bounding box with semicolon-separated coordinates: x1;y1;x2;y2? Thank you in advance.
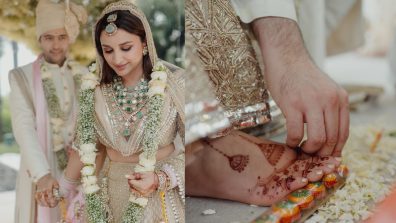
126;171;159;197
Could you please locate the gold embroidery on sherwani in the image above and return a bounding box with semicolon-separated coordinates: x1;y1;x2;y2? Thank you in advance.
186;0;271;129
185;38;230;143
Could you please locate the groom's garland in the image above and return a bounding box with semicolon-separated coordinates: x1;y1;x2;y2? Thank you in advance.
76;62;167;223
41;60;83;170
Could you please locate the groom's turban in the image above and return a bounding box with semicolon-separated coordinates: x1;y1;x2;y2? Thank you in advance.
36;0;87;43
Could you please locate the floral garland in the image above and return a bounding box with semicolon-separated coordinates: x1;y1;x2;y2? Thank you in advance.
306;126;396;223
41;60;83;170
77;62;168;223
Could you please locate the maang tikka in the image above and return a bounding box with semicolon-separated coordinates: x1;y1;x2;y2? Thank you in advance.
105;13;118;36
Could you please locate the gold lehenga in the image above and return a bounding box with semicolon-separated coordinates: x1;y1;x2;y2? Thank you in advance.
99;155;184;223
90;1;185;222
93;71;185;222
93;59;186;222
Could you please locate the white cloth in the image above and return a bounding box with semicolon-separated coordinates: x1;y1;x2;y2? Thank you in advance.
230;0;297;23
230;0;364;68
9;59;84;223
296;0;364;67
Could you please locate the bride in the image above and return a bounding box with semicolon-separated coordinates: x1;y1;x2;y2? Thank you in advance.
63;1;184;222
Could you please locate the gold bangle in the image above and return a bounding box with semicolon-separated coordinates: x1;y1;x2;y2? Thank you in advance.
156;171;167;191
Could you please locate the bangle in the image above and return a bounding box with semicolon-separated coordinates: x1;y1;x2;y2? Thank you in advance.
156;171;168;191
162;164;177;189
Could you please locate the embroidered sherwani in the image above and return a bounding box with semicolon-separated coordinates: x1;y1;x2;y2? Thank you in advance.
9;58;85;223
185;0;363;138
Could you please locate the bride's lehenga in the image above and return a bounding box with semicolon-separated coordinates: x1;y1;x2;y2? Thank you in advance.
90;2;185;222
94;65;185;222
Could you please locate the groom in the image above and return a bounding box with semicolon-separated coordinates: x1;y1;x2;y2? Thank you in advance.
8;0;87;222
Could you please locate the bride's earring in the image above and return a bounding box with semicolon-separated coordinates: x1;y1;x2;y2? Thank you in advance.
142;46;148;56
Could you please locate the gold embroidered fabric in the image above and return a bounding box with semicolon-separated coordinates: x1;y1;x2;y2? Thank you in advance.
186;0;271;129
101;159;185;223
185;38;230;144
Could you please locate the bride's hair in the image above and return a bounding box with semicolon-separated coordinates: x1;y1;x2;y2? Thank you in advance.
95;10;153;84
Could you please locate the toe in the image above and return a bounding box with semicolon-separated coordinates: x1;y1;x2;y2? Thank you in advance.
318;156;341;167
321;163;336;174
306;169;324;182
260;175;308;205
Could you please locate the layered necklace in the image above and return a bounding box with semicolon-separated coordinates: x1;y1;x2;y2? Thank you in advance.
112;77;148;139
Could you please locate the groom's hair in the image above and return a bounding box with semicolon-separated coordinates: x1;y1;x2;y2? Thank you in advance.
95;10;153;84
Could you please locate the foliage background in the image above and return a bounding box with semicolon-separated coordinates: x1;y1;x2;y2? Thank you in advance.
0;0;185;66
0;0;184;151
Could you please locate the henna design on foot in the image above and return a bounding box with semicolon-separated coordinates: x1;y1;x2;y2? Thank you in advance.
301;157;322;178
238;134;285;166
285;176;296;190
203;139;249;173
250;175;270;196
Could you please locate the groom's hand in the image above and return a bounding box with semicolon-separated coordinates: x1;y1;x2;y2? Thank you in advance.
35;173;60;208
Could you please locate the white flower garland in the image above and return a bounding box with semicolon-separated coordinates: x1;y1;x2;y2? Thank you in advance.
77;61;168;223
306;126;396;223
41;60;83;170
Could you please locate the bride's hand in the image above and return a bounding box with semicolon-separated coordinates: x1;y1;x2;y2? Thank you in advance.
126;172;159;197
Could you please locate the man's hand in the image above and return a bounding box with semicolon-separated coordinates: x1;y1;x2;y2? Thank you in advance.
252;17;349;157
35;173;59;208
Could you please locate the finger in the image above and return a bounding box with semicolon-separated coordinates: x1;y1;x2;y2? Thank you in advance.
333;91;349;157
261;176;308;205
131;179;149;192
37;192;46;206
133;172;142;180
47;187;55;200
129;188;141;195
306;169;324;182
43;190;52;207
317;102;339;157
130;187;150;198
38;192;48;207
285;110;304;148
35;192;42;204
36;197;44;207
48;198;58;208
302;109;326;154
127;179;136;189
319;156;341;167
128;179;141;189
52;181;59;189
138;172;155;181
125;174;137;180
321;163;336;174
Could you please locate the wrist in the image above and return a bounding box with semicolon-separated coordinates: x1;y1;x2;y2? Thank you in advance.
162;164;178;189
252;17;312;71
154;172;160;190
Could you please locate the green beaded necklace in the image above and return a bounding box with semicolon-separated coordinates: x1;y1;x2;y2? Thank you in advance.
113;77;148;138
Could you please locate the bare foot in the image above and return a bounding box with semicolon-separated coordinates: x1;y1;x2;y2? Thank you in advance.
186;131;341;206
